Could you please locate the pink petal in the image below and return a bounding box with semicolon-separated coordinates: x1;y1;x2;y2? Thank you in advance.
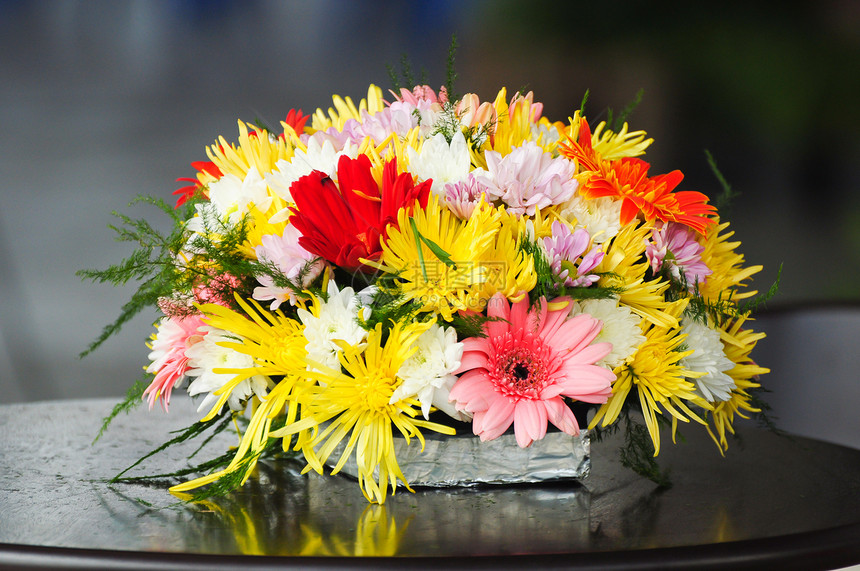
537;297;570;340
455;350;490;374
509;295;532;332
480;396;516;438
539;382;566;400
564;341;613;365
559;315;602;354
513;400;547;447
462;336;493;355
471;410;486;434
486;293;511;339
555;365;614;403
540;314;595;355
449;371;493;412
544;398;580;435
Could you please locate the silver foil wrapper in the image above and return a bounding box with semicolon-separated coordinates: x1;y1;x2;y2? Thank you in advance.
328;429;590;488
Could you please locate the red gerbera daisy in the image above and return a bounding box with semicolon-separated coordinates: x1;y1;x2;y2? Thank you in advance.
282;108;309;135
288;154;431;273
173;160;222;208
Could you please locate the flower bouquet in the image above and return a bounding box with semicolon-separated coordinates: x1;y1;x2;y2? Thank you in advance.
82;80;772;504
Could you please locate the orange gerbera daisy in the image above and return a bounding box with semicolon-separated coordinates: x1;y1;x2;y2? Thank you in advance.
560;118;716;235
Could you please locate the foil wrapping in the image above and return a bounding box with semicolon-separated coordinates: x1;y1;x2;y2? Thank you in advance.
329;429;590;488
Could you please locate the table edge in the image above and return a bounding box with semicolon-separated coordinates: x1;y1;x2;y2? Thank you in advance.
1;520;859;570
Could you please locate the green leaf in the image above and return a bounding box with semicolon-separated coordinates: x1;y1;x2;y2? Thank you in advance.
409;217;457;268
92;378;148;444
705;149;740;212
579;89;590;119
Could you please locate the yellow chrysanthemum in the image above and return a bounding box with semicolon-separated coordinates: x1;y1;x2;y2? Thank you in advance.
698;218;763;303
237;198;291;259
281;319;456;504
487;88;544;156
192;295;309;422
206;120;292;180
476;207;537;303
595;222;684;329
374;195;502;320
361;126;423;179
170;296;311;497
591;120;653;161
527;205;558;240
589;299;712;456
310;84;386;133
705;314;769;452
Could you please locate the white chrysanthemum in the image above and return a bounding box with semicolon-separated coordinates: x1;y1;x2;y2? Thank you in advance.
266;137;358;203
679;318;736;402
185;326;270;415
559;194;623;244
529;121;562;150
412;98;444;138
390;323;466;420
570;298;645;369
178;203;221;262
207;167;272;224
407;131;471;195
296;280;370;372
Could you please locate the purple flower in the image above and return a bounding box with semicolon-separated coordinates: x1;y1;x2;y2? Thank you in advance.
543;221;604;287
645;221;712;287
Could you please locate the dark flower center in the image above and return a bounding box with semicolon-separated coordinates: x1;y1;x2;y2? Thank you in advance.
511;362;530;381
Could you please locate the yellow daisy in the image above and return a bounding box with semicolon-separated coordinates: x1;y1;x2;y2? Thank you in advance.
284;319;456;504
206;120;292;180
170;295;311;496
374;195;502;321
591;120;653;161
595;222;684;329
590;299;712;455
236;198;290;259
310;84;386;133
474;207;537;304
192;295;310;422
705;314;770;452
698;218;763;303
488;89;545;156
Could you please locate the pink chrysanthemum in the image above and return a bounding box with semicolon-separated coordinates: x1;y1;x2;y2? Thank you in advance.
449;294;615;448
389;84;448;106
476;142;579;217
143;314;206;411
543;221;604;287
443;174;490;219
645;221;712;287
253;224;324;310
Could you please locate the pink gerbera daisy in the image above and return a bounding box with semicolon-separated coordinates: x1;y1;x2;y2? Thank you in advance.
449;293;615;448
143;314;206;411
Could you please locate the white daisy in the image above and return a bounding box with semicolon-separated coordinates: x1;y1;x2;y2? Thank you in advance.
184;326;270;415
570;298;645;369
265;137;358;203
530;121;562;151
559;193;623;244
679;318;736;402
207;167;272;224
390;323;466;420
407;131;471;195
296;280;370;372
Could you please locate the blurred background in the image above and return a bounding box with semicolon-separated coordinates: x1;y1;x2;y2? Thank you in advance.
1;1;858;439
